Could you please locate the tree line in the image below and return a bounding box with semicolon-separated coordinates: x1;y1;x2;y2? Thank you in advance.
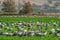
1;0;33;15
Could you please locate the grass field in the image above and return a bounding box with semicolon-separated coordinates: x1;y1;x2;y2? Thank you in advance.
0;16;60;40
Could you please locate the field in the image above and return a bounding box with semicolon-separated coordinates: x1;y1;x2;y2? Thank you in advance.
0;16;60;40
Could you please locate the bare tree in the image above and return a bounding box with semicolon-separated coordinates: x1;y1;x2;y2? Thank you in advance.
2;0;16;14
23;1;33;15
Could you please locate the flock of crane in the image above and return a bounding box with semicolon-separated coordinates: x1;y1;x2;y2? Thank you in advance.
0;21;60;37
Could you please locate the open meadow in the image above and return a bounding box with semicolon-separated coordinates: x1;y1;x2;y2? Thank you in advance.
0;16;60;40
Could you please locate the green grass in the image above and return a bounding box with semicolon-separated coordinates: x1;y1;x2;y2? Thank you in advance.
0;16;60;22
0;35;60;40
0;16;60;40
